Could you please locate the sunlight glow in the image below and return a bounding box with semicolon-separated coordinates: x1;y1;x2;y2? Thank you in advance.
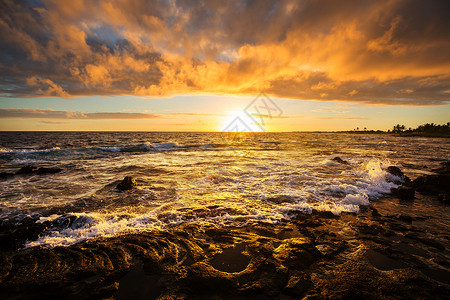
220;110;266;133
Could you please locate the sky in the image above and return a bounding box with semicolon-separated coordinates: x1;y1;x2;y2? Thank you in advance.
0;0;449;131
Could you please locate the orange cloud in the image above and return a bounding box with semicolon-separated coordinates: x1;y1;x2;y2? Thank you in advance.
0;0;449;105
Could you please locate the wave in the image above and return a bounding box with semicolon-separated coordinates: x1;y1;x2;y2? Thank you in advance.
0;147;13;153
0;142;219;159
22;158;400;248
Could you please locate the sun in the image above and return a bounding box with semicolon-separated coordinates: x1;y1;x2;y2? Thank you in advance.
219;110;265;133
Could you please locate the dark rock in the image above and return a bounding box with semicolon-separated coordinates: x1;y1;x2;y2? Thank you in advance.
437;193;449;204
311;210;337;219
387;166;403;177
331;157;348;165
51;215;78;229
16;165;38;174
397;186;415;200
14;165;62;176
386;166;411;184
412;174;450;195
0;172;14;179
116;176;137;191
273;238;320;269
282;273;311;297
397;214;413;223
366;249;408;270
36;167;62;175
211;243;250;273
0;217;48;251
371;208;381;217
419;238;445;251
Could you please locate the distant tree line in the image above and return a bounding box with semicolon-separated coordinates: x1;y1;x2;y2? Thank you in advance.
349;122;450;137
390;122;450;135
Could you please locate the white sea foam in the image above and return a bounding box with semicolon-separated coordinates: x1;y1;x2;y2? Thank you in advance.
151;142;179;149
98;146;121;152
341;194;370;206
3;147;62;155
25;211;161;248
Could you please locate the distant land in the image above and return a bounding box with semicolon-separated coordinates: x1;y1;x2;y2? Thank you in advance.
342;122;450;138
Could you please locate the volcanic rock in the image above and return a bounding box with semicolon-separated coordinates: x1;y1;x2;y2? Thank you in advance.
387;166;403;177
116;176;137;191
412;174;450;195
36;167;62;175
14;165;62;175
0;172;14;179
397;186;415;200
331;157;349;165
387;166;411;184
16;165;38;174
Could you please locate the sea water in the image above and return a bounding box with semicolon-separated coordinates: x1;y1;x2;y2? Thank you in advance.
0;131;448;247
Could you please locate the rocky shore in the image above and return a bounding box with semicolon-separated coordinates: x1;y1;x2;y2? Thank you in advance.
0;163;449;299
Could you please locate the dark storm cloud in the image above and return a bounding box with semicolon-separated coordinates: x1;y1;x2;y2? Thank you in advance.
0;0;449;105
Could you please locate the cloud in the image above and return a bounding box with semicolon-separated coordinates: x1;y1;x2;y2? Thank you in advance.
0;0;449;105
26;76;69;97
0;108;160;119
314;117;372;120
313;108;350;114
0;108;236;119
40;120;68;124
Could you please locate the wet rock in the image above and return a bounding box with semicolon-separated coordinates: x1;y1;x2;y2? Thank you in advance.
315;241;347;258
185;262;234;293
419;238;445;251
387;166;411;184
311;210;337;219
331;157;348;165
397;186;415;200
366;249;407;270
387;166;403;177
211;243;250;273
413;174;450;195
0;218;48;251
14;165;62;176
273;238;320;269
396;214;413;223
36;167;62;175
116;176;137;191
282;273;311;297
16;165;38;174
412;161;450;196
403;234;445;251
0;254;12;282
437;193;449;204
0;172;14;179
50;214;78;229
371;208;381;217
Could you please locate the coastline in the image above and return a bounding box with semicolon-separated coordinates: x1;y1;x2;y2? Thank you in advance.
0;132;449;299
0;192;449;299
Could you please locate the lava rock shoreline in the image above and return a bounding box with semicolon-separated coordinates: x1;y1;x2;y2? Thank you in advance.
0;201;449;299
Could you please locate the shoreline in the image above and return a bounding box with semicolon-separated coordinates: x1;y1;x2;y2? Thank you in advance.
0;192;449;299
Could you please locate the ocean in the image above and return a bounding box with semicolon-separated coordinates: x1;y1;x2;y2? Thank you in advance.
1;131;450;299
0;131;448;247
